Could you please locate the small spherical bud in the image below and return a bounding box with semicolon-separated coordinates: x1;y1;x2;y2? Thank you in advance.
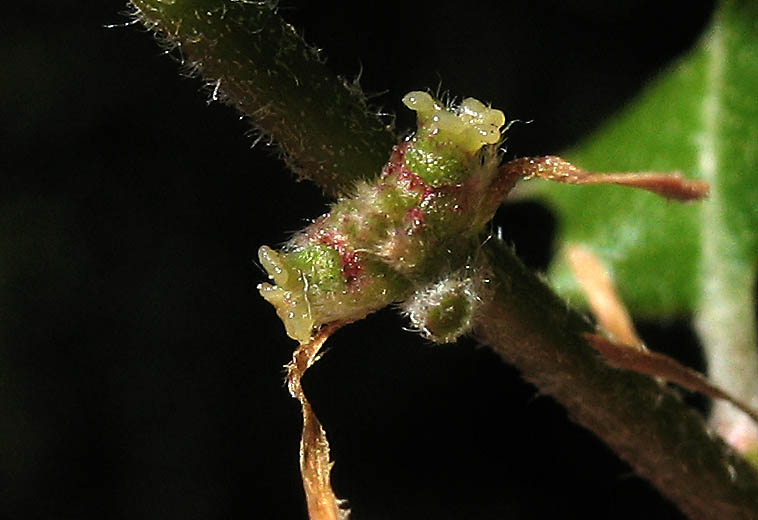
402;271;486;343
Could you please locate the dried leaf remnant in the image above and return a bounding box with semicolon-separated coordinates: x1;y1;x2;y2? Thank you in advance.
287;323;349;520
568;245;758;427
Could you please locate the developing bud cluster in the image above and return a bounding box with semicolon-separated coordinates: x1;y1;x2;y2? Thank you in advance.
258;92;512;343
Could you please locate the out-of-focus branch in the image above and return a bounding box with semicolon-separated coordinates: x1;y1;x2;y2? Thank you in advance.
475;240;758;520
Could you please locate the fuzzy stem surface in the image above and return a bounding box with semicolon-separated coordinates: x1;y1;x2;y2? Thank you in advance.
129;0;395;196
475;241;758;520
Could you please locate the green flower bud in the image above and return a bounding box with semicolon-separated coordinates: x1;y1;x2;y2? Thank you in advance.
259;92;509;343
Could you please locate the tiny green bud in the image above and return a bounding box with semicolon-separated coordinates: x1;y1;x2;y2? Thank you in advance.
402;271;487;343
289;245;345;292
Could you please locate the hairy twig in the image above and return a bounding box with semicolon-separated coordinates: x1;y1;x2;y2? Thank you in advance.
129;0;395;196
475;241;758;520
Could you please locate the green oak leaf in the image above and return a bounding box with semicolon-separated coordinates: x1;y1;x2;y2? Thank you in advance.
531;0;757;317
529;0;758;444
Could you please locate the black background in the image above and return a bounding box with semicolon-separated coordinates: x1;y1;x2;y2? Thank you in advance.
2;1;715;518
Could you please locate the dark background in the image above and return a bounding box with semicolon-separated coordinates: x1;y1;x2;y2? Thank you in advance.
1;1;715;518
